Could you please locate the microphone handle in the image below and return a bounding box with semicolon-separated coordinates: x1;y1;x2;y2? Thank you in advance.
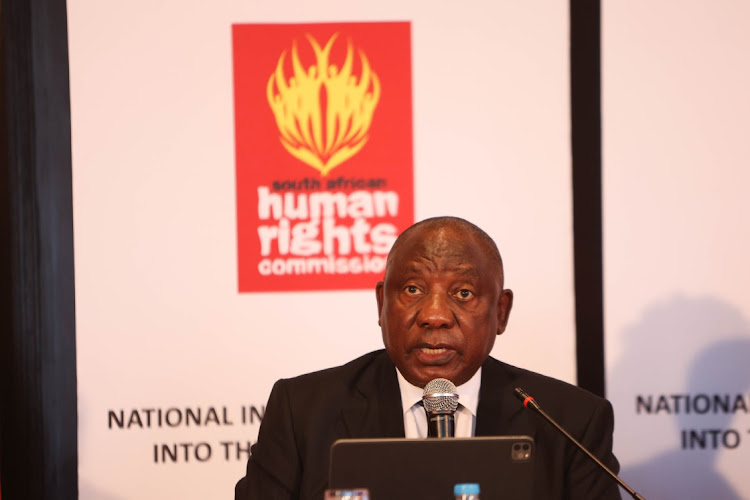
517;389;645;500
427;412;455;438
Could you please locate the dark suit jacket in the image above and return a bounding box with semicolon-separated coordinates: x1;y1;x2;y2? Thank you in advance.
235;350;621;500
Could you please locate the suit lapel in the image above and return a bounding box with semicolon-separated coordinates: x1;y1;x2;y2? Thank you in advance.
476;357;535;438
340;351;405;439
337;353;537;439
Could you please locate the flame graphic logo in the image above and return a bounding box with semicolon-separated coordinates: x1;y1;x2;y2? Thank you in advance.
267;34;381;176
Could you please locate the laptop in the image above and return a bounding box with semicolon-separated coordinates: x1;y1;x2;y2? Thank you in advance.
329;436;535;499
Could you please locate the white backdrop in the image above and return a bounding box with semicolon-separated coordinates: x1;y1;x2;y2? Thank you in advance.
603;1;750;498
69;1;575;498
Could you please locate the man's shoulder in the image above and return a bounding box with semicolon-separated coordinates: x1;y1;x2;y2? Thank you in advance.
484;356;610;413
276;350;392;394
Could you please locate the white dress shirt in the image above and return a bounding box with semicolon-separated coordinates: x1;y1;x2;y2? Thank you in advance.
396;368;482;438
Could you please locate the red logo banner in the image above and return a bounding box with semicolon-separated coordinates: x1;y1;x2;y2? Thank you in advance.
233;22;414;292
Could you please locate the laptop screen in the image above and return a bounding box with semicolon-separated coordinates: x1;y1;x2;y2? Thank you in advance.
329;436;535;500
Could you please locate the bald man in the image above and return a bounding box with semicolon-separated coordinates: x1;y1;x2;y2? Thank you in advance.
236;217;621;500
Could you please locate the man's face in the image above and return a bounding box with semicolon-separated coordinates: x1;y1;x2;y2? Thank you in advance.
376;225;513;388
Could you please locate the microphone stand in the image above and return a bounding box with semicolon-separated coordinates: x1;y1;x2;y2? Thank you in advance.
426;410;455;438
514;388;646;500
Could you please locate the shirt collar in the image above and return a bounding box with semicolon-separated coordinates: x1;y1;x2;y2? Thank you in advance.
396;367;483;417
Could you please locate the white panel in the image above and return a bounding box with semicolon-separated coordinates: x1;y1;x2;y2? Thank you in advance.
69;1;573;497
603;1;750;498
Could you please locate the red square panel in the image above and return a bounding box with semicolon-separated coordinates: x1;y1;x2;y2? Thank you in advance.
233;22;414;292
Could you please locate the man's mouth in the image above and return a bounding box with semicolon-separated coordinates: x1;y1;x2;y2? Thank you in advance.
420;347;447;355
414;346;456;365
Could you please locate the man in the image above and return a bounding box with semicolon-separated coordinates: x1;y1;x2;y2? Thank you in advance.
236;217;621;499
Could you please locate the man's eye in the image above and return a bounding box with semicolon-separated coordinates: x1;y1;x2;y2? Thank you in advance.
455;289;473;300
405;285;421;295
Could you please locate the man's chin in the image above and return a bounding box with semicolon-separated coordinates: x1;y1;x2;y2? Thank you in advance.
408;368;461;388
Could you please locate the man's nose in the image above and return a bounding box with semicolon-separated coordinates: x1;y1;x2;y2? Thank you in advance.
417;292;455;329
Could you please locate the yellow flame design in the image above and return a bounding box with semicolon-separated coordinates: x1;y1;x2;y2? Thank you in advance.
267;34;381;176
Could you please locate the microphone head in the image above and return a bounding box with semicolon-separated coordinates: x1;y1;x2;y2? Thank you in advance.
514;387;530;401
514;387;540;410
422;378;459;413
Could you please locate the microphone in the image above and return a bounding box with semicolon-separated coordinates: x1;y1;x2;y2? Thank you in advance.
514;387;646;500
422;378;459;438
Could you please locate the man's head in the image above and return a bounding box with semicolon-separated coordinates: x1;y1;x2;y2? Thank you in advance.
376;217;514;388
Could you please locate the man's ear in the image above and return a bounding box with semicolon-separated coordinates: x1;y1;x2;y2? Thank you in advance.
375;281;385;326
496;289;514;335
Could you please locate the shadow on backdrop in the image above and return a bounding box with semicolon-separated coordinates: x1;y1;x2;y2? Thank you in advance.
609;296;750;500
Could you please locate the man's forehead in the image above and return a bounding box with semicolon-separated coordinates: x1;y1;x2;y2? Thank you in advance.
395;225;488;257
399;261;483;279
386;226;497;275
